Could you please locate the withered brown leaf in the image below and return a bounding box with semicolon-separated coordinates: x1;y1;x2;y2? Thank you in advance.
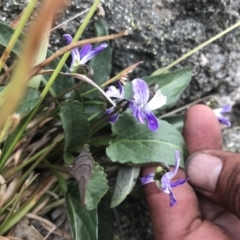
69;147;94;206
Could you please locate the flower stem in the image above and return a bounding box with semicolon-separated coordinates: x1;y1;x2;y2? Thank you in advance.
40;0;101;100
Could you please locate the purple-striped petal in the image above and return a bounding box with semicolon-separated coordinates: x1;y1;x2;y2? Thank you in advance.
117;81;124;96
221;104;232;113
213;105;231;127
144;109;159;131
63;34;81;71
79;44;92;59
218;115;231;127
162;150;180;183
140;173;154;185
80;43;108;64
63;34;73;44
106;86;123;99
146;89;167;111
132;79;150;105
170;178;189;188
106;107;119;123
169;190;177;207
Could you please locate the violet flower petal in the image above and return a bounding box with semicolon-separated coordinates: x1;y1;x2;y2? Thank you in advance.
217;115;231;127
63;34;81;71
117;81;124;96
161;150;180;184
132;79;149;105
213;105;232;127
146;89;167;111
169;190;177;207
63;34;72;44
80;43;108;64
144;109;159;131
170;178;189;188
140;173;154;185
106;107;119;123
222;104;232;112
106;86;123;99
136;106;146;124
80;44;92;59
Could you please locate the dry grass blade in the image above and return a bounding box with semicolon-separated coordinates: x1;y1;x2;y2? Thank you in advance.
31;32;127;78
26;213;71;240
0;175;6;207
0;0;67;131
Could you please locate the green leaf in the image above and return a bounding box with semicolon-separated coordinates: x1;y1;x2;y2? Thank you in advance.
45;50;75;97
162;114;184;132
65;182;98;240
111;166;140;208
85;162;109;210
16;87;40;118
81;20;111;99
98;192;113;240
0;22;74;96
0;22;23;56
143;68;192;110
60;100;91;163
106;113;186;168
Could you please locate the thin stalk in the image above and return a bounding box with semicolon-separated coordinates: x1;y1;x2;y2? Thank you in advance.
0;175;56;235
0;0;38;72
88;110;104;121
159;95;216;118
2;146;50;179
1;174;39;226
16;135;64;190
0;0;99;170
40;0;101;100
152;21;240;75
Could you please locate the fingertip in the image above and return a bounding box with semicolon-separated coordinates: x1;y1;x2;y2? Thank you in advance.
183;104;223;154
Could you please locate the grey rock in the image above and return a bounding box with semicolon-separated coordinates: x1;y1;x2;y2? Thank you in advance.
1;0;240;101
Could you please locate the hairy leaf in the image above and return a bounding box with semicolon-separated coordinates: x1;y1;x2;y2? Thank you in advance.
60;100;91;163
65;182;97;240
85;162;108;210
0;22;23;55
163;114;184;132
0;22;74;97
16;87;40;118
69;147;94;206
106;113;186;168
144;68;192;110
111;166;140;208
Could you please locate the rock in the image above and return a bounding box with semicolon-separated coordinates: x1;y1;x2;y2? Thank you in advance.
1;0;239;133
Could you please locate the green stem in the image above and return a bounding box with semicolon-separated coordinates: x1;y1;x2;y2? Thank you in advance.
16;135;63;190
0;0;38;72
3;146;49;179
0;175;56;235
152;20;240;76
40;0;101;100
0;0;100;170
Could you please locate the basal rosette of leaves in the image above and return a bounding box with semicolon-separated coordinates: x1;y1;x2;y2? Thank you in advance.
0;4;232;239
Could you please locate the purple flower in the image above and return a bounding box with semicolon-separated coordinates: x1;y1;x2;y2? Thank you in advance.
213;104;231;127
63;34;108;72
105;81;124;123
130;79;167;131
140;150;188;207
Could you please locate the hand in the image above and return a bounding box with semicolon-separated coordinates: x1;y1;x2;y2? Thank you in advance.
142;104;240;240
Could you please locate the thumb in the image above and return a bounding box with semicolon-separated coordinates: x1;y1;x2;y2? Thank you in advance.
186;150;240;218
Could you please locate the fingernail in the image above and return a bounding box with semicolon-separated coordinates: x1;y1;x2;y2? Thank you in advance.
186;153;223;192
